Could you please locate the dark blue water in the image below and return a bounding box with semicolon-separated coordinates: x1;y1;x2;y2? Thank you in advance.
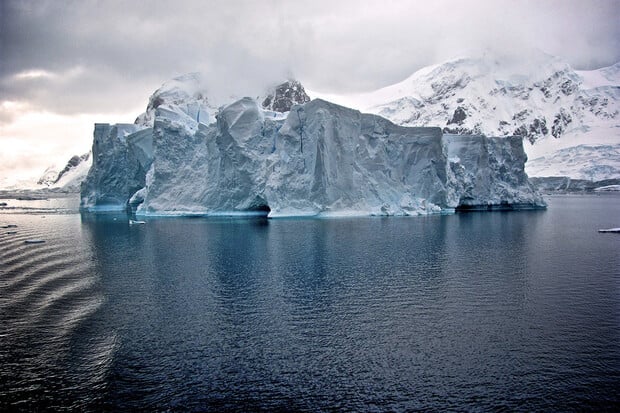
1;195;619;411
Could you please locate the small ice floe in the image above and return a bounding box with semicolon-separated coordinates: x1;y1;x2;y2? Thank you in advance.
24;239;45;244
598;228;620;233
129;219;146;225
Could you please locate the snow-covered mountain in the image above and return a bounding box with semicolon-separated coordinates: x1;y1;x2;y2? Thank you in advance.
312;52;620;180
29;152;92;193
0;153;91;192
37;153;91;191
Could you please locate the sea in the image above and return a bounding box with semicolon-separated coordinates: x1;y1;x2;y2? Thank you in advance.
1;194;619;411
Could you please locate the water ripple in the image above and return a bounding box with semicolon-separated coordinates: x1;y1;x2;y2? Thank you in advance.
0;214;108;411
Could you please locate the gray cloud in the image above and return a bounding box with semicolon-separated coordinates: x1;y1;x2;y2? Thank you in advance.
1;0;619;118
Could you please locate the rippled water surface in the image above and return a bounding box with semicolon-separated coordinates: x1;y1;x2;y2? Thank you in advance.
1;195;619;411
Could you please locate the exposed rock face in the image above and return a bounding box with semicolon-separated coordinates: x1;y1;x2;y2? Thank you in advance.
81;95;545;216
447;107;468;125
261;80;311;113
55;153;90;183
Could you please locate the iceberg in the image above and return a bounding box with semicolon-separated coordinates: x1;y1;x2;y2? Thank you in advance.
80;79;546;217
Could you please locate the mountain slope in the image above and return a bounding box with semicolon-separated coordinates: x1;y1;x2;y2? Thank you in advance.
311;52;620;179
36;152;92;192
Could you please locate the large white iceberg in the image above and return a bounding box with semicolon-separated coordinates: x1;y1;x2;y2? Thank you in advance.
80;79;545;217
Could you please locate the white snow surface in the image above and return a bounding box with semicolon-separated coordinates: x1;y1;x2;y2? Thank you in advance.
576;63;620;89
13;152;93;193
11;53;620;194
134;72;219;127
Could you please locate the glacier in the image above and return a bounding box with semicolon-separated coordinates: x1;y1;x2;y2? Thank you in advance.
80;78;545;217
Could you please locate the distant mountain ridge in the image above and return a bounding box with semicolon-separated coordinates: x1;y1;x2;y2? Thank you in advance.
35;152;91;192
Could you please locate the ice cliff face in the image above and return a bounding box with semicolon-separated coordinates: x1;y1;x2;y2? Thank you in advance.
133;75;311;128
80;124;153;210
444;134;539;209
81;79;545;216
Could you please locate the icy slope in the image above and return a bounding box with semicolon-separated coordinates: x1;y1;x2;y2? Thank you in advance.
81;90;545;216
311;53;620;180
134;72;218;128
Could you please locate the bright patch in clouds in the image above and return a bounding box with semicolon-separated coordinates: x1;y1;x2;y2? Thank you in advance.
13;69;57;80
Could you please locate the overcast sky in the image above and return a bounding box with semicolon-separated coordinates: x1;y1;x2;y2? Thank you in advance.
1;0;619;185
